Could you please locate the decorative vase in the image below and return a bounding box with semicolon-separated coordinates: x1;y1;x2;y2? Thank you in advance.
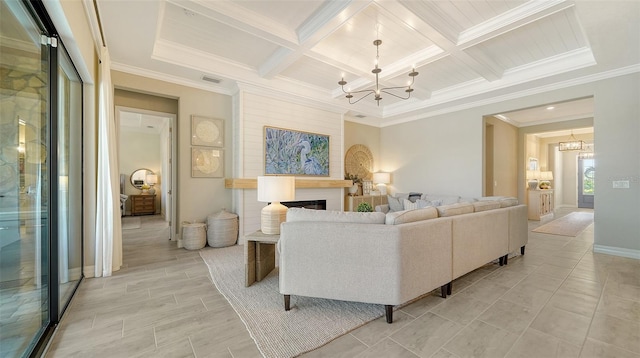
348;184;358;196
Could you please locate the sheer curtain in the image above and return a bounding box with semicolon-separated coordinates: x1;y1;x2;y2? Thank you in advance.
94;47;122;277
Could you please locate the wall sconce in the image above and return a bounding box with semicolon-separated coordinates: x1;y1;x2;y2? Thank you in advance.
372;172;391;195
257;176;295;235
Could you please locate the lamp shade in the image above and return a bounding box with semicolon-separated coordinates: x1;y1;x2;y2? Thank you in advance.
257;176;295;235
540;171;553;181
372;172;391;184
257;176;295;203
146;174;158;185
525;170;540;180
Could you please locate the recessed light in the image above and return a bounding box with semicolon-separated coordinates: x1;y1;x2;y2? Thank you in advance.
546;106;555;110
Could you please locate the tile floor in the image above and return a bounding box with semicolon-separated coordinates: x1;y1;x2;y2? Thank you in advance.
44;209;640;358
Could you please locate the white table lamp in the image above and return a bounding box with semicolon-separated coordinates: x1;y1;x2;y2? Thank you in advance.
146;174;158;195
257;176;295;235
372;172;391;195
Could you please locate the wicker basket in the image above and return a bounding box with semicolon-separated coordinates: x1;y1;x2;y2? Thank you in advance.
182;222;206;250
207;209;238;248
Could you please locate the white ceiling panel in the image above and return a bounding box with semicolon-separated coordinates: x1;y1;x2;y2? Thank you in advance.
279;55;346;90
97;0;640;125
160;2;281;69
464;9;586;71
233;1;325;31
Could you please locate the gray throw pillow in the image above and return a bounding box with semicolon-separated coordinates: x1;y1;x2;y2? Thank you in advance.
387;195;404;212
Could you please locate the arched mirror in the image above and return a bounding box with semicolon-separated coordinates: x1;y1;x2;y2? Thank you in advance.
130;168;154;189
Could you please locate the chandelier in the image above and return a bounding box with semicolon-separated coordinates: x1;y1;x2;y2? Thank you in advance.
559;131;585;151
338;39;418;106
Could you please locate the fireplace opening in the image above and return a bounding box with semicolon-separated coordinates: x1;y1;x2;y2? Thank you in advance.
281;200;326;210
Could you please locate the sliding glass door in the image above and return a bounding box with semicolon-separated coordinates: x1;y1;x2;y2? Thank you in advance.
0;1;51;356
1;1;84;356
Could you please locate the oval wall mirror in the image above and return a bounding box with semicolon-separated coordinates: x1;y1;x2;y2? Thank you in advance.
130;168;154;189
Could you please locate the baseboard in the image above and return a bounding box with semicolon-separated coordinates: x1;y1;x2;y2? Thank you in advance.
83;265;95;278
593;245;640;260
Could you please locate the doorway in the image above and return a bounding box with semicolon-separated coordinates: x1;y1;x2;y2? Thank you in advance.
117;107;177;241
578;156;595;209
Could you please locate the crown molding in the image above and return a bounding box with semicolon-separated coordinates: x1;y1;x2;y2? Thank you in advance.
380;63;640;127
110;62;237;96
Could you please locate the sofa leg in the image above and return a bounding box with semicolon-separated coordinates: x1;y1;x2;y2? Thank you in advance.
499;256;504;266
440;284;447;298
447;282;452;295
504;254;509;265
521;246;526;255
284;295;290;311
385;305;393;324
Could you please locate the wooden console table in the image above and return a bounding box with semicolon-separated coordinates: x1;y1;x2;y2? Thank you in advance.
345;194;388;212
245;230;280;287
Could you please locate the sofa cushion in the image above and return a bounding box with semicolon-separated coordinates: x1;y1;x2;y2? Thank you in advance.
436;202;474;217
375;204;390;213
385;207;438;225
472;200;501;212
422;194;461;205
387;195;404;212
286;208;386;224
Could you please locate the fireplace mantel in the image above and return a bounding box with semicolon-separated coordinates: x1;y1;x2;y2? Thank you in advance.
225;178;352;189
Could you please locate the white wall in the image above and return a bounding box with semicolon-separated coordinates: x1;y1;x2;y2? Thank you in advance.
593;73;640;257
381;111;483;198
381;73;639;258
233;91;344;243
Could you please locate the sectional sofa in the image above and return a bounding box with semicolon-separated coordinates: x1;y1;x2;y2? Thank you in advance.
278;195;528;323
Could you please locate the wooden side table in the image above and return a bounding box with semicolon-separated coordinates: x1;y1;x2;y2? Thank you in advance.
244;230;280;287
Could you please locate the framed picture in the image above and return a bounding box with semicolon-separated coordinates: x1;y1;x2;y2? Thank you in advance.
264;126;329;176
362;180;373;195
192;147;224;177
528;157;538;171
191;115;223;147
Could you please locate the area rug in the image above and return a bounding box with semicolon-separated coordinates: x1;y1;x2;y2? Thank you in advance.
532;212;594;236
199;245;383;358
121;217;141;230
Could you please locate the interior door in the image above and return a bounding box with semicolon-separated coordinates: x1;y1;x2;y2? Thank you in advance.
578;157;594;208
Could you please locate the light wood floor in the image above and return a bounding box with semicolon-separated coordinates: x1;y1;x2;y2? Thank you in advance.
44;209;640;358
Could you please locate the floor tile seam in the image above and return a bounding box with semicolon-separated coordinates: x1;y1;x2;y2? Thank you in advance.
501;254;579;358
386;335;424;357
349;332;373;349
584;336;640;357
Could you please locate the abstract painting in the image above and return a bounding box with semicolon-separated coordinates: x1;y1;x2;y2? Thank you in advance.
264;126;329;176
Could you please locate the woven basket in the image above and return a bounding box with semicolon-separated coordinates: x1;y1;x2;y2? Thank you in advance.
182;222;206;250
207;209;238;248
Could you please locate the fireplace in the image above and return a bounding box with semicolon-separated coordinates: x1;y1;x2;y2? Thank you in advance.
281;200;326;210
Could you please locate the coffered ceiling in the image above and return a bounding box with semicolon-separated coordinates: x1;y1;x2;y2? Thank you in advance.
97;0;640;127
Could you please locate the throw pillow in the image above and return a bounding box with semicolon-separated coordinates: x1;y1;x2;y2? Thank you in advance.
408;192;422;203
403;199;418;210
387;195;404;212
416;199;442;208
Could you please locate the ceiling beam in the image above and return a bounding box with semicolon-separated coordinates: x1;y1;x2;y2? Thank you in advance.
258;0;372;79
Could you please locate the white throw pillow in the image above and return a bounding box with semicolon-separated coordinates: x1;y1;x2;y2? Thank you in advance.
403;199;418;210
